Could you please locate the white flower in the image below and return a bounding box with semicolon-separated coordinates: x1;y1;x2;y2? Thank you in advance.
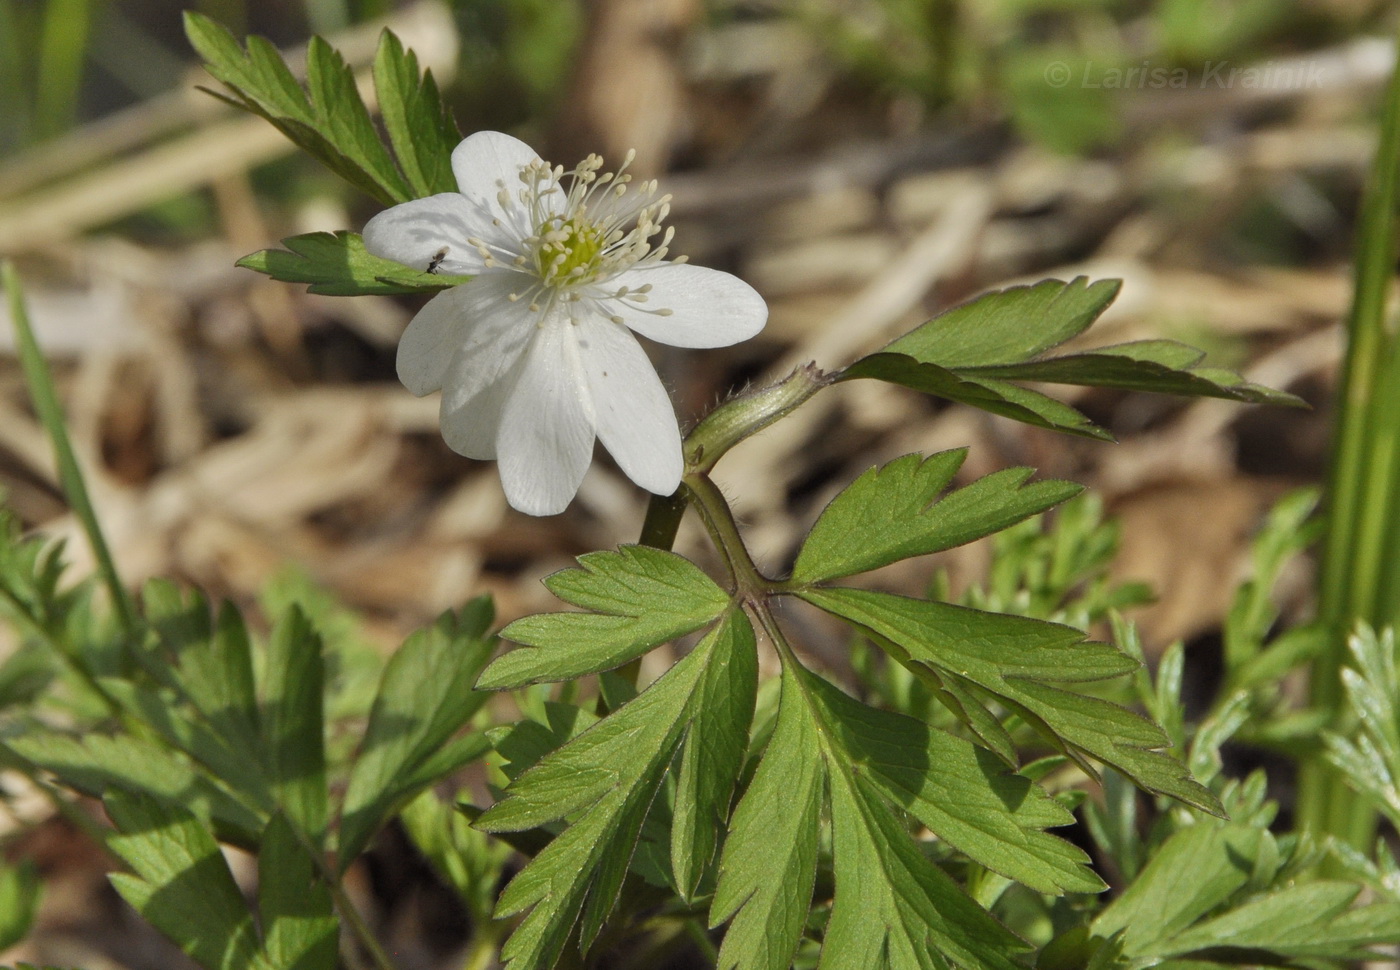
363;131;767;516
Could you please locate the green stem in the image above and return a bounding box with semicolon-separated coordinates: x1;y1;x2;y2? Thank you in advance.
0;581;122;718
1299;19;1400;851
683;918;719;964
609;490;689;704
685;474;768;598
329;876;400;970
635;363;832;560
2;262;138;635
459;924;500;970
685;364;831;476
639;489;687;550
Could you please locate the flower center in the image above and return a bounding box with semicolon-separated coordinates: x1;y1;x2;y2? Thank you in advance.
537;215;606;284
476;150;686;323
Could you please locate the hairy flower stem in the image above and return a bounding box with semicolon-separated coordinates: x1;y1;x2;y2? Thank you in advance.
686;473;769;600
685;363;832;475
625;363;832;691
638;363;831;555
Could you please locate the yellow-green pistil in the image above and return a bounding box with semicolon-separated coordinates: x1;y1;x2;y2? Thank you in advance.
538;215;606;284
472;150;684;321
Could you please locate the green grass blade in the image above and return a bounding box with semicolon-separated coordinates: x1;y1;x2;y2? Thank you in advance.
34;0;92;140
1299;20;1400;851
1;262;136;633
0;0;33;150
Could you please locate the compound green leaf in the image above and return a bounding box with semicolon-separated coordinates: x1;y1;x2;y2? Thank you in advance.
258;814;337;970
882;277;1120;368
479;610;755;970
793;449;1082;584
822;762;1030;970
841;278;1301;438
710;665;824;970
806;674;1102;895
338;599;495;868
800;587;1222;815
672;611;758;899
713;661;1037;970
1095;824;1400;963
261;607;327;847
372;30;459;197
480;546;732;689
305;36;410;201
842;354;1110;439
0;860;38;951
104;789;269;970
236;231;467;296
184;13;408;206
5;732;263;847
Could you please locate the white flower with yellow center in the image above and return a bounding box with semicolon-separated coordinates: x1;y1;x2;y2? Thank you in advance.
363;131;767;516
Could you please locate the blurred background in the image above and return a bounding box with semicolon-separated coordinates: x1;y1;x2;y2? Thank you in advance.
0;0;1396;965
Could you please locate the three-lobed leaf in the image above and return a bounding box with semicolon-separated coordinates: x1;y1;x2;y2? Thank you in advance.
372;30;459;197
261;607;327;847
713;663;1038;970
338;599;496;868
258;814;337;970
104;789;270;970
186;14;475;293
185;13;407;206
841;278;1303;439
480;545;733;689
480;610;757;970
792;448;1082;584
1094;823;1400;963
799;586;1222;815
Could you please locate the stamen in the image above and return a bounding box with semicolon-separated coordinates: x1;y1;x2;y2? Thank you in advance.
500;144;683;298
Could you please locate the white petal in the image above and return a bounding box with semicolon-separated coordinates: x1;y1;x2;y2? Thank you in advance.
496;316;596;516
606;262;768;348
396;273;533;396
362;193;487;276
575;313;682;496
451;131;542;217
439;367;516;460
